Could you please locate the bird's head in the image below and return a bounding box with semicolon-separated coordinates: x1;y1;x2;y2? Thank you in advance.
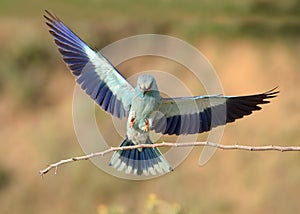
136;74;158;96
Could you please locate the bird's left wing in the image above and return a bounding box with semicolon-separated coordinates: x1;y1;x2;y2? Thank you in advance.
152;89;278;135
44;11;134;118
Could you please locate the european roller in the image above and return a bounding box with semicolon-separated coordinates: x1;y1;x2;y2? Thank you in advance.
44;11;278;176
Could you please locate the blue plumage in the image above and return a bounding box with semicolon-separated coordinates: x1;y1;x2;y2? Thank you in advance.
45;11;278;176
110;138;172;175
44;11;132;119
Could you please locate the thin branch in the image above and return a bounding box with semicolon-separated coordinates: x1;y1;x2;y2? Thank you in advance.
39;142;300;176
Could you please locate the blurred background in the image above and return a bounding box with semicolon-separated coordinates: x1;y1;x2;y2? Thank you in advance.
0;0;300;213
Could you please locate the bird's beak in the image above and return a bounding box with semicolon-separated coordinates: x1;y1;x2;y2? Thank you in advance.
142;89;148;97
139;82;153;96
139;86;147;96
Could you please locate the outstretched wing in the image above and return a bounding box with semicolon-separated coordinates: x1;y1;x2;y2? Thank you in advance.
152;89;278;135
44;11;134;118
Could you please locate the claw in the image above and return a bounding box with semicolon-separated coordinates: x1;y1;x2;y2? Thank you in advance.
143;118;149;132
130;117;135;128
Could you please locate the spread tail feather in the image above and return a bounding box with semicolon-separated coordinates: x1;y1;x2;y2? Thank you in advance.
109;138;173;176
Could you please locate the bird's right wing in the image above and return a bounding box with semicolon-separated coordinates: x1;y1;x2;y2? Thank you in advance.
44;11;134;118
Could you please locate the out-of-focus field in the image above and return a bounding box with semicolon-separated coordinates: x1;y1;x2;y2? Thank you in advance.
0;0;300;213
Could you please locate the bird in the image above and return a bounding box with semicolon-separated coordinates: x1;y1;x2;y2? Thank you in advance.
44;11;278;176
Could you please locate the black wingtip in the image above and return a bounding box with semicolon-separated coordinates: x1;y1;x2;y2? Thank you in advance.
43;10;62;23
264;86;279;99
265;86;279;93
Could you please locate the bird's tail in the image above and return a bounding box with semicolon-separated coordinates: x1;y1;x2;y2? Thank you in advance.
109;137;173;176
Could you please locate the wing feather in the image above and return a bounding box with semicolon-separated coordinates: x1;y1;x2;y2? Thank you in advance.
44;11;134;118
154;89;278;135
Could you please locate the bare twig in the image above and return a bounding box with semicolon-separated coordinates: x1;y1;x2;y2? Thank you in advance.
39;142;300;176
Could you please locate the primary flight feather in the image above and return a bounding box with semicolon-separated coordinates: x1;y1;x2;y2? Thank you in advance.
44;11;278;176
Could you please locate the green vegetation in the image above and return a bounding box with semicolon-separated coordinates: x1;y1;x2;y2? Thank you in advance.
1;0;299;107
97;194;184;214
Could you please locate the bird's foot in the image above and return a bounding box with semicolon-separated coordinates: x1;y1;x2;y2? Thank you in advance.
129;117;135;128
142;118;149;132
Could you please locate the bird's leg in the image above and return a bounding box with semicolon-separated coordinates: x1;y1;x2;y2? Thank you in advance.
129;111;136;128
129;117;135;128
142;118;149;132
